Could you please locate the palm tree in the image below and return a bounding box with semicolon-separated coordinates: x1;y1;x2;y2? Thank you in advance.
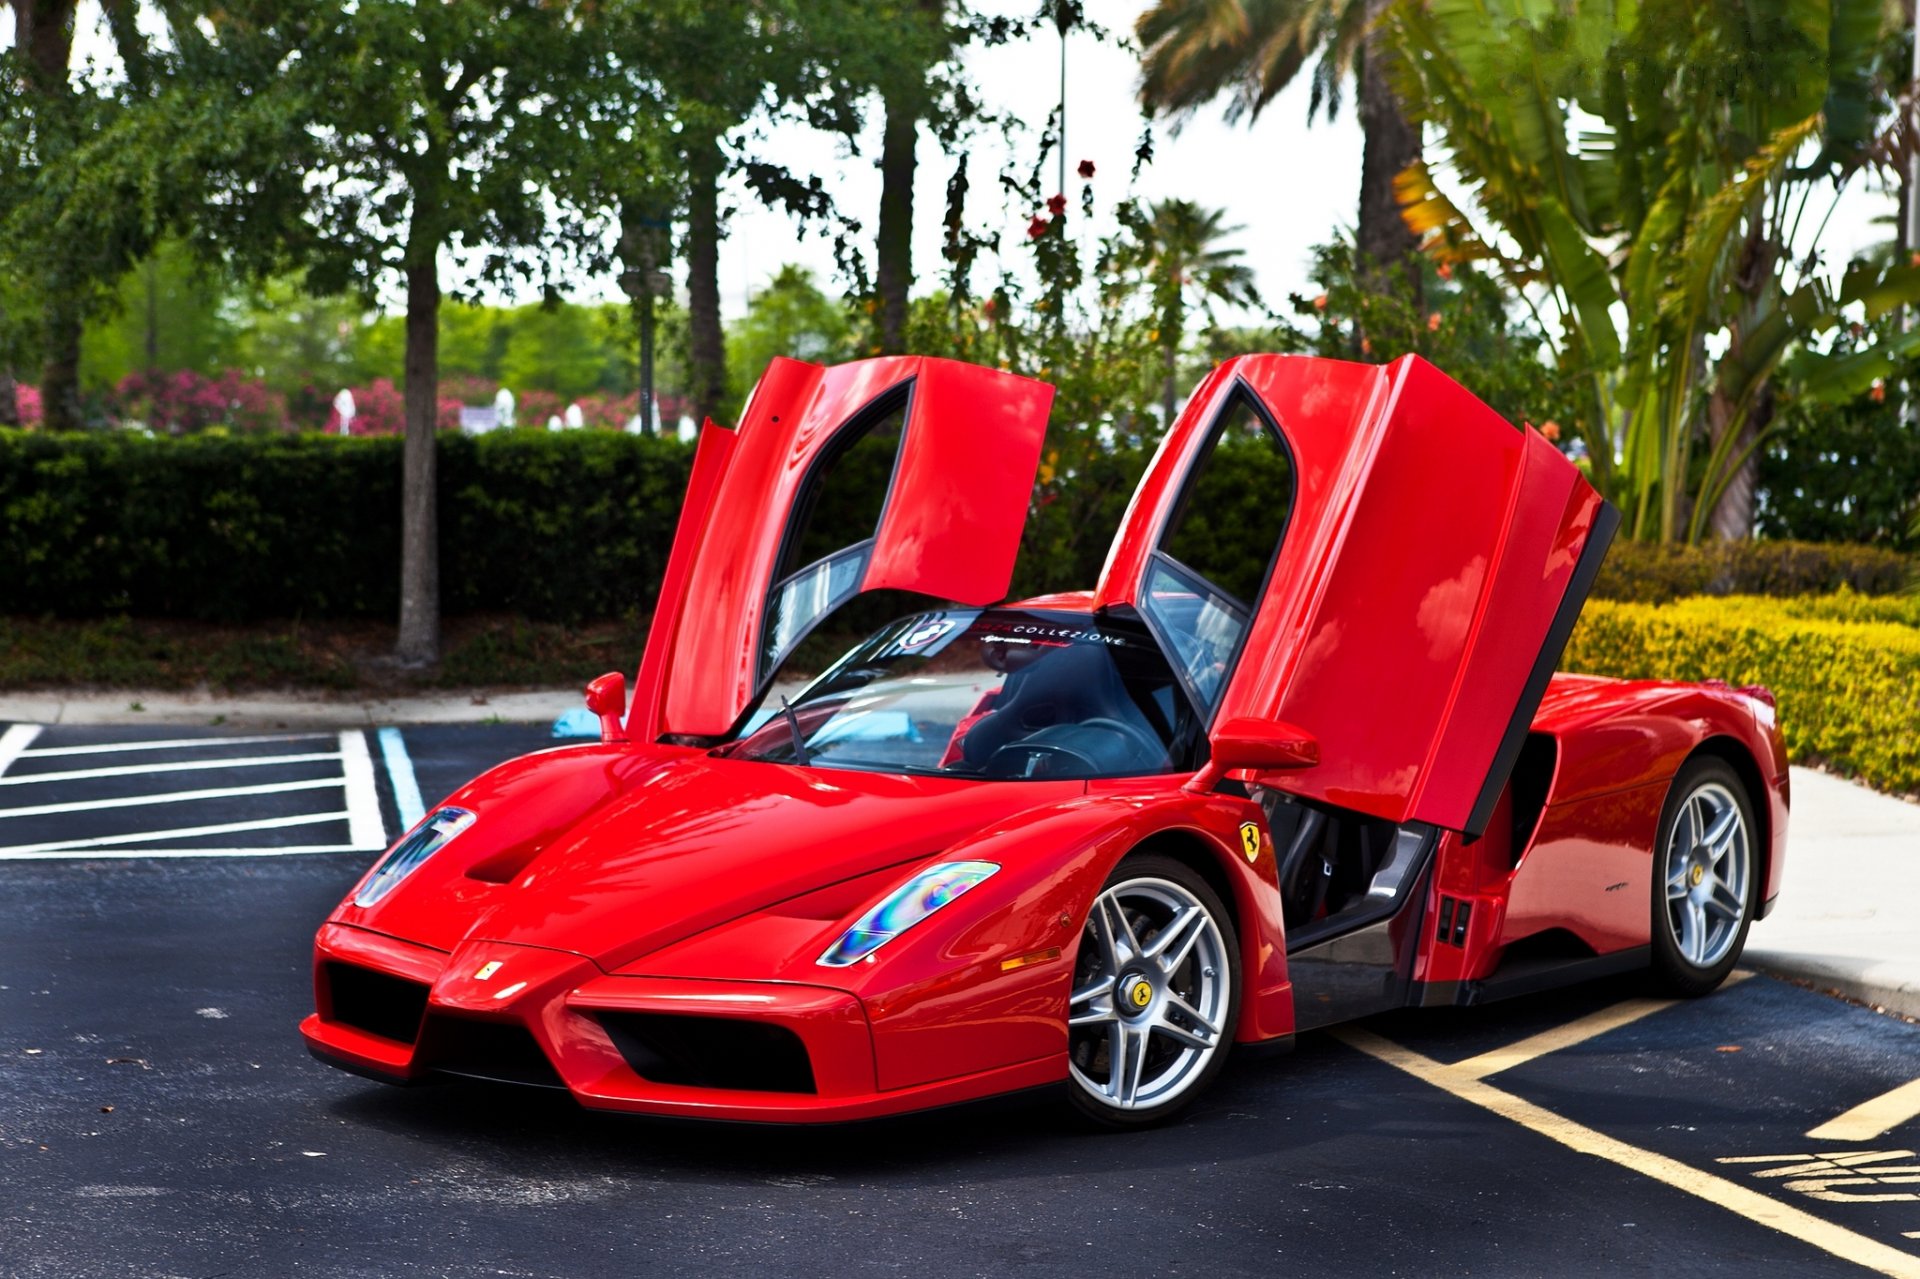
1136;0;1419;285
1116;199;1260;427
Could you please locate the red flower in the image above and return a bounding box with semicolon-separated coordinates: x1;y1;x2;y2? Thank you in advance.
1541;421;1562;441
1871;380;1887;403
1312;293;1328;312
1436;262;1454;281
1426;312;1442;332
1360;337;1373;355
1077;159;1095;179
1027;215;1049;239
1046;193;1068;216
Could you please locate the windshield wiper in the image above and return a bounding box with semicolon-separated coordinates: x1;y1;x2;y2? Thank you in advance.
779;696;811;766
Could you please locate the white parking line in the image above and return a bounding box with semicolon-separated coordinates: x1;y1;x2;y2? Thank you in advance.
0;775;343;821
377;727;425;829
19;732;331;758
0;751;344;788
339;730;387;851
0;724;43;776
0;844;372;860
0;810;353;858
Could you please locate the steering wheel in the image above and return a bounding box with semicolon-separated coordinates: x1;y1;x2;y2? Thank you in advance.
1076;716;1166;765
984;741;1102;778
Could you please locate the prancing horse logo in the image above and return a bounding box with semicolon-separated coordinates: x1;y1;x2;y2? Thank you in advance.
473;961;503;981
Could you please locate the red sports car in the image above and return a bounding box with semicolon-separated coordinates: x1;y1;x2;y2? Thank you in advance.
302;353;1789;1127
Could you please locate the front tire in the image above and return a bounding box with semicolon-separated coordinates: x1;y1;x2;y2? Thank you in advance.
1065;853;1241;1128
1650;758;1758;997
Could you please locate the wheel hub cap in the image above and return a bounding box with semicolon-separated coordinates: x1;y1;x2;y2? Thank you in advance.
1124;974;1154;1013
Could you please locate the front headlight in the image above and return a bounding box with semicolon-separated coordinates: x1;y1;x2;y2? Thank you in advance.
817;860;999;967
353;807;476;907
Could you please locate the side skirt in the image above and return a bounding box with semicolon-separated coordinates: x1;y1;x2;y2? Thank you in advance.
1412;945;1652;1008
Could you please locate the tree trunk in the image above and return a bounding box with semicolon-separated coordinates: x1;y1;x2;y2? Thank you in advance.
40;299;81;431
19;1;82;429
1161;339;1177;429
685;133;727;427
395;254;441;666
0;366;17;429
876;91;918;355
1705;384;1769;543
144;256;159;374
1356;0;1422;292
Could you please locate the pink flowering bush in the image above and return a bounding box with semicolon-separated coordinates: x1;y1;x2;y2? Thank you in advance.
115;370;287;434
14;383;42;426
320;378;463;435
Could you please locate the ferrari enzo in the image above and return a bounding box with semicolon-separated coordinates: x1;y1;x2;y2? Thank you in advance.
302;352;1789;1127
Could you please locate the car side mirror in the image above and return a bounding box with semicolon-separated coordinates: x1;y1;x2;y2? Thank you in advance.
1188;716;1318;792
1212;717;1320;772
585;671;629;743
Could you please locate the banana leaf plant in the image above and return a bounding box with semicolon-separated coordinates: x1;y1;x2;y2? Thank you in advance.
1388;0;1920;543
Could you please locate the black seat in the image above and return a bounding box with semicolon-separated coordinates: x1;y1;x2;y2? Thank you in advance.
960;645;1132;769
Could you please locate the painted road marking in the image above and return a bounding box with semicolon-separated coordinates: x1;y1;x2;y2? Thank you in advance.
1810;1078;1920;1143
1717;1151;1920;1203
376;727;425;830
17;732;332;758
339;730;386;851
1444;972;1752;1080
1336;1026;1920;1278
0;728;388;859
0;775;344;821
0;723;43;776
0;810;354;858
0;751;344;788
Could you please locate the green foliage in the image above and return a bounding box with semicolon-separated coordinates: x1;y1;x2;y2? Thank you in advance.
78;240;238;388
1591;540;1915;604
1760;353;1920;549
1266;240;1578;432
1565;596;1920;795
1390;0;1920;543
0;429;692;624
726;266;854;406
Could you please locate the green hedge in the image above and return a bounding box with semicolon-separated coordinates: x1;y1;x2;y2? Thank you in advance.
1565;596;1920;796
1;428;1912;624
0;429;695;623
1591;539;1912;603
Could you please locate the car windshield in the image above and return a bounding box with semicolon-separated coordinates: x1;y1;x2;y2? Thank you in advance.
724;608;1198;780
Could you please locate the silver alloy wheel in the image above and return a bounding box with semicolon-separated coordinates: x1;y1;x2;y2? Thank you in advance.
1068;876;1232;1111
1662;780;1750;969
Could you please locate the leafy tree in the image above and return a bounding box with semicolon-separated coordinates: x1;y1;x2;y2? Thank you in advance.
500;303;629;401
159;2;597;662
1136;0;1421;284
78;239;237;388
1110;199;1260;427
1392;0;1920;542
725;265;853;403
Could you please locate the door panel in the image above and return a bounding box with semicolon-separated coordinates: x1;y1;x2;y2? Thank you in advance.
635;356;1052;742
1102;354;1616;837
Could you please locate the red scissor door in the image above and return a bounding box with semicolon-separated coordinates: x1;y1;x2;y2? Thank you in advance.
631;356;1053;742
1099;354;1615;838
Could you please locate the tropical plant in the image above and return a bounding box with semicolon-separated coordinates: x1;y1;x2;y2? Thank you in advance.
1110;199;1261;427
1390;0;1920;543
1136;0;1421;281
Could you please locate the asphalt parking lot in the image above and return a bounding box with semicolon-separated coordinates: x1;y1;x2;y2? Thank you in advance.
4;722;1920;1278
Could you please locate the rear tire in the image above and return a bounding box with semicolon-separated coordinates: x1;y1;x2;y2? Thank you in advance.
1649;758;1758;997
1065;852;1241;1128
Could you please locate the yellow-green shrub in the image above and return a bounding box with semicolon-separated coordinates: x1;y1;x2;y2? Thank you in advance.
1564;597;1920;796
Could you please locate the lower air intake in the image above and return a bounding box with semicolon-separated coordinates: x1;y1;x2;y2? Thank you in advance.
325;962;429;1045
598;1013;817;1094
417;1015;567;1090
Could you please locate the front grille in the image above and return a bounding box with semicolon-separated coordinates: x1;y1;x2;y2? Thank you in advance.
598;1012;817;1094
325;962;429;1044
416;1015;567;1089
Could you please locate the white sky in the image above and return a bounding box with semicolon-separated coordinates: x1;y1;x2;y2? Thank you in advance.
11;2;1902;322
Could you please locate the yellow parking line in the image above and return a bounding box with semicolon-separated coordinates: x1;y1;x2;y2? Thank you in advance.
1450;998;1674;1079
1446;972;1750;1080
1809;1078;1920;1143
1336;1027;1920;1279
